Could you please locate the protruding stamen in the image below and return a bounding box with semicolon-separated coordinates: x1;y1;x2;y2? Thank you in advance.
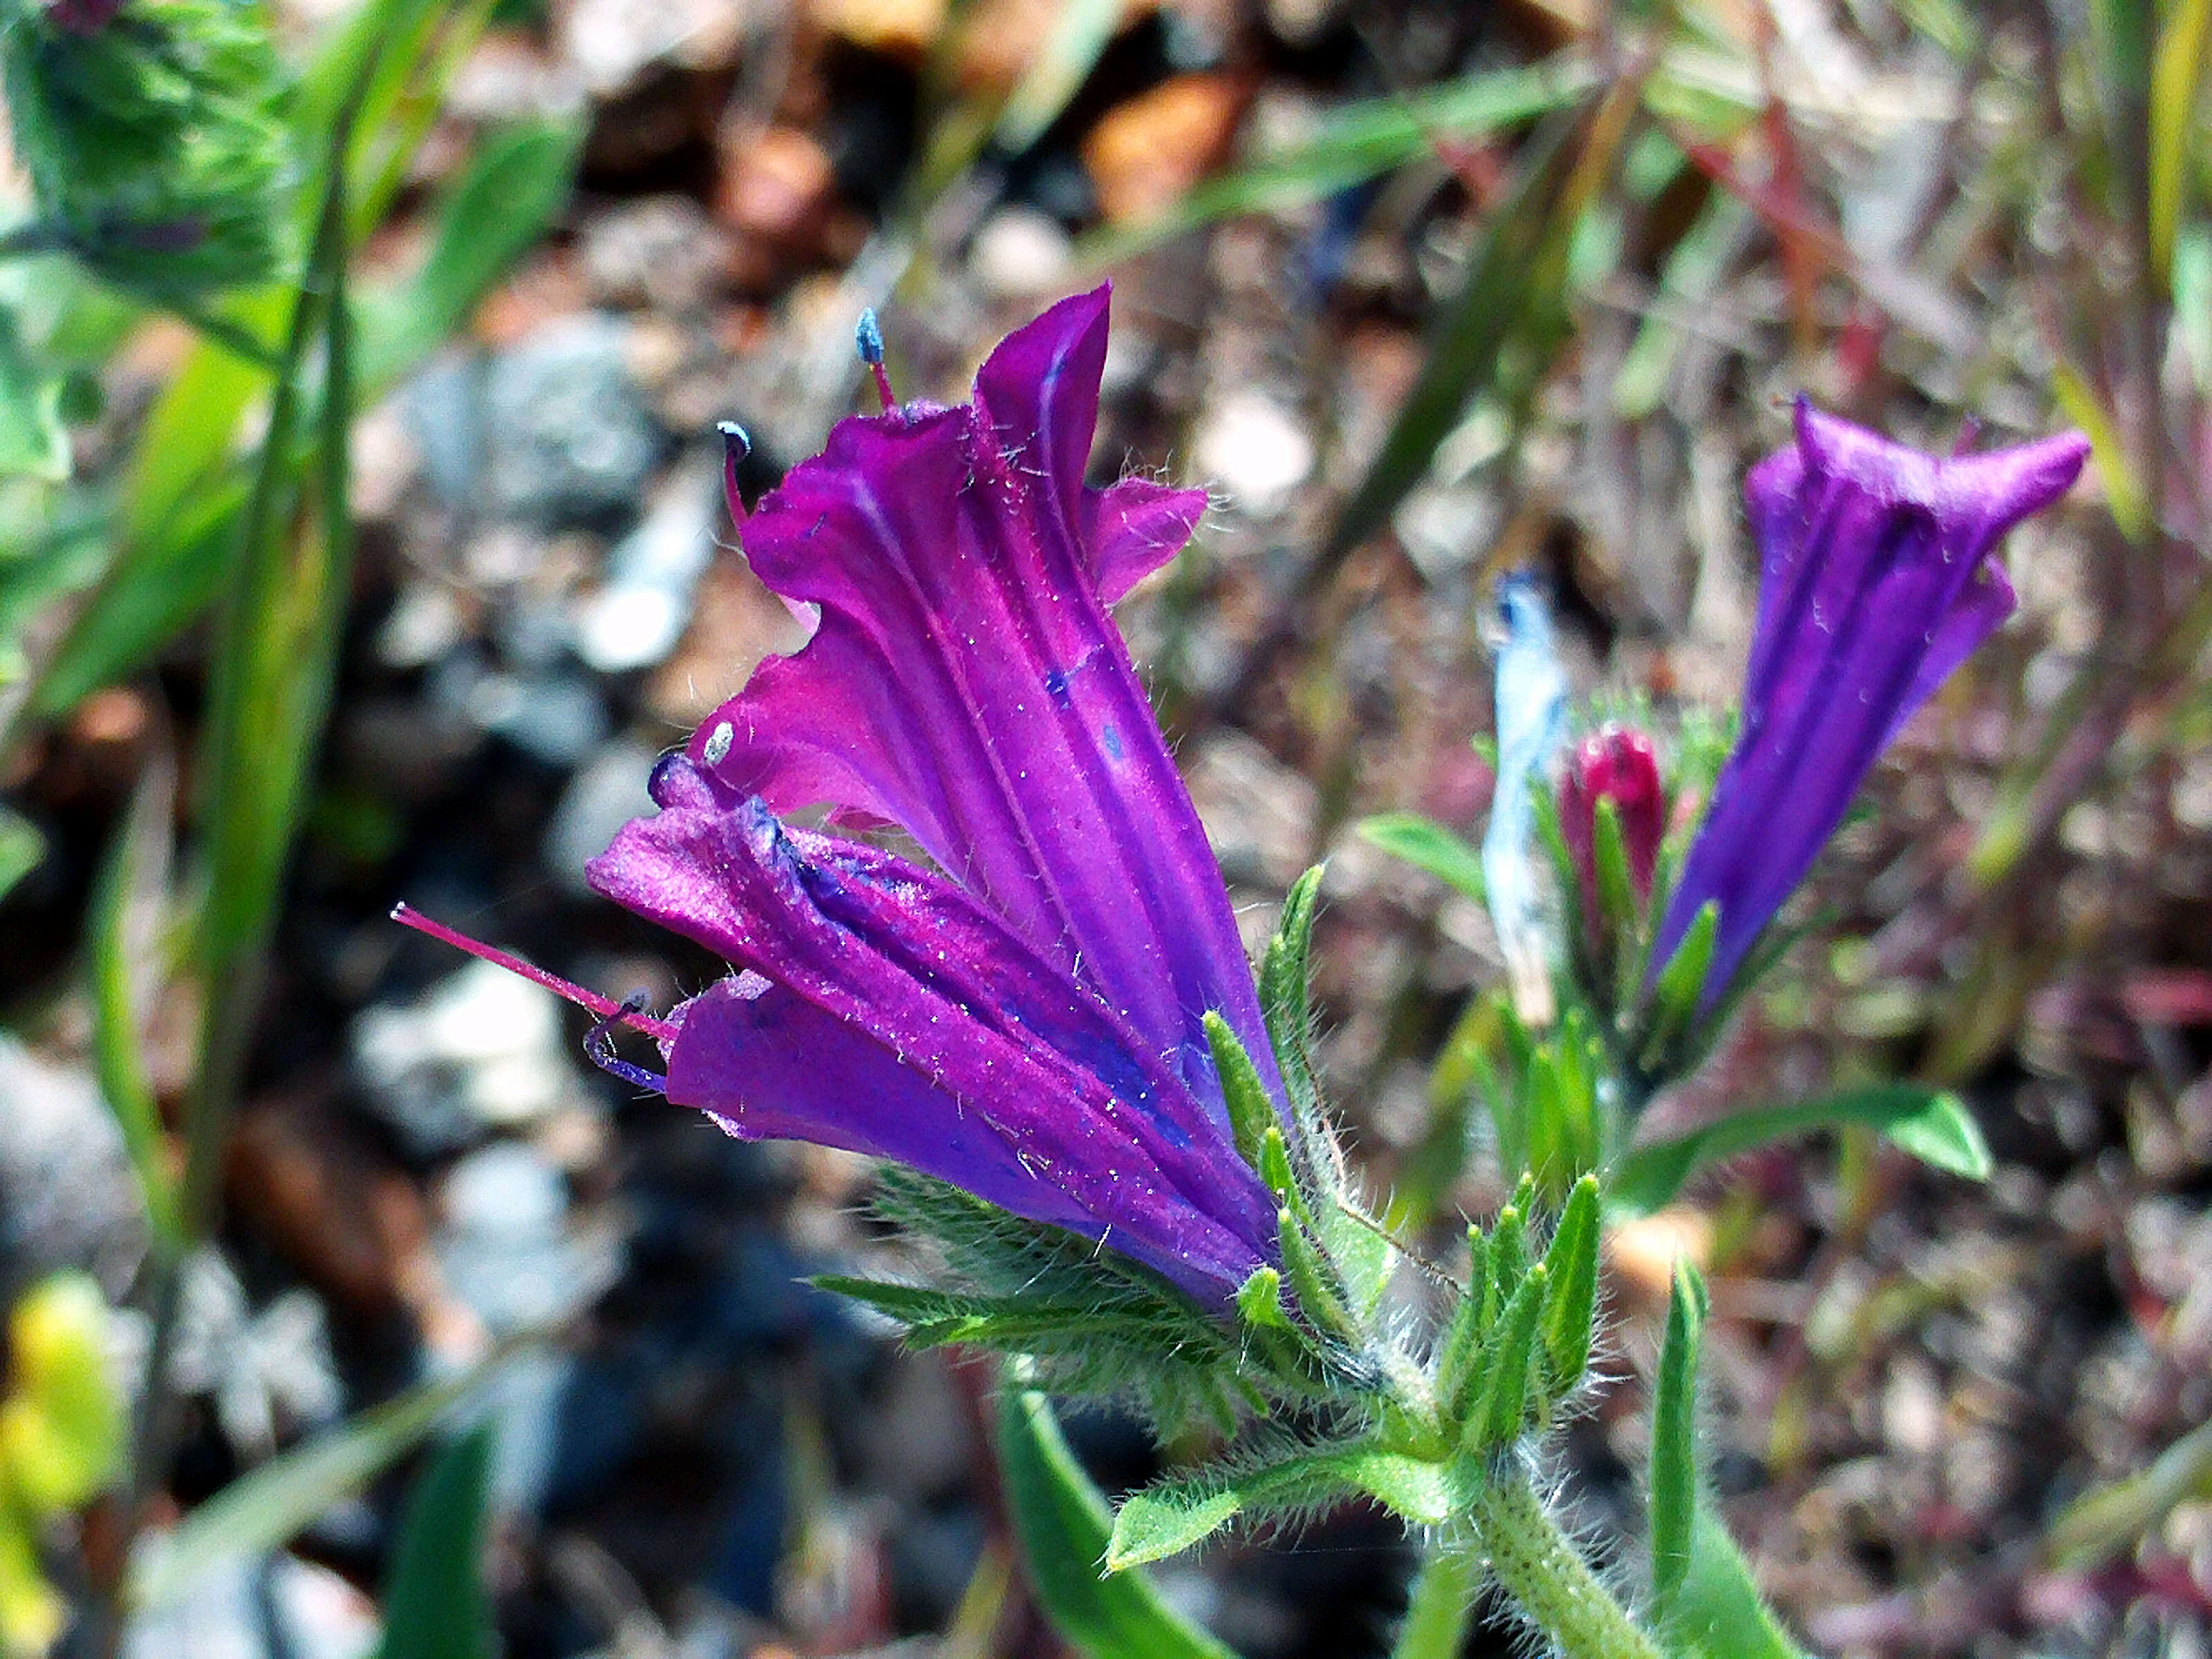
855;308;896;413
586;993;670;1094
717;420;751;532
1951;416;1982;458
390;903;676;1044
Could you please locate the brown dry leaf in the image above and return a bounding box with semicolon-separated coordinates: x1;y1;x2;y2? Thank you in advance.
1082;73;1248;225
1607;1206;1716;1308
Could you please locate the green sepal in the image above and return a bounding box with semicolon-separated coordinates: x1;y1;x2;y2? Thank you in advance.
1432;1225;1490;1412
1107;1436;1483;1569
1591;796;1639;931
1260;865;1327;1143
1204;1009;1279;1174
1649;1259;1708;1612
1259;1126;1302;1209
1640;899;1718;1072
1467;1262;1548;1449
1484;1183;1533;1324
1538;1174;1601;1394
1236;1266;1292;1332
1277;1209;1358;1345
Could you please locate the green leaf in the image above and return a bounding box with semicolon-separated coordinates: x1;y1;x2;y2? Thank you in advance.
1539;1174;1600;1393
130;1343;526;1610
1356;812;1486;904
1236;1266;1292;1332
1608;1085;1991;1215
1640;899;1718;1069
88;756;183;1250
1109;1440;1472;1568
0;308;68;481
1204;1009;1278;1174
997;1387;1234;1659
1648;1259;1706;1613
1387;1541;1485;1659
356;118;581;387
374;1425;497;1659
1669;1508;1804;1659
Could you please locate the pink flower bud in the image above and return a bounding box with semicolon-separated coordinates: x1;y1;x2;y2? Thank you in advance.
1559;727;1665;907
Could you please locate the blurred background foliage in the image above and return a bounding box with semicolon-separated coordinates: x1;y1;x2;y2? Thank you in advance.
0;0;2206;1656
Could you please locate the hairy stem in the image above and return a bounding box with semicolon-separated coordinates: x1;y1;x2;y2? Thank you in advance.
1471;1473;1662;1659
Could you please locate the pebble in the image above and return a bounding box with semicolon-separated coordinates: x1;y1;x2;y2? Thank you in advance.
1194;389;1313;518
483;315;662;525
543;741;663;897
968;207;1074;300
574;455;722;673
124;1553;378;1659
0;1037;145;1297
354;959;579;1155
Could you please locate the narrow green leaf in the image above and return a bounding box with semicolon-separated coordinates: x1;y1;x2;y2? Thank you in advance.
997;1388;1235;1659
2150;0;2203;283
1109;1441;1470;1569
1649;1261;1706;1615
1469;1263;1547;1449
1204;1009;1278;1173
2052;364;2151;542
1080;57;1596;265
1539;1175;1600;1393
1356;813;1486;905
1639;899;1718;1072
1608;1085;1990;1215
1324;104;1597;561
993;0;1125;154
374;1425;497;1659
1591;797;1638;937
88;756;182;1250
1387;1541;1485;1659
2045;1416;2212;1573
131;1344;525;1610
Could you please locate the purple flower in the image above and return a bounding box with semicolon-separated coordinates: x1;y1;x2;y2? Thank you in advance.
583;288;1282;1302
1651;399;2090;1008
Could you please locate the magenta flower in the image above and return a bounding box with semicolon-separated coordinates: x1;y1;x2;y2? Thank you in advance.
1559;726;1665;907
1651;400;2089;1008
570;289;1280;1301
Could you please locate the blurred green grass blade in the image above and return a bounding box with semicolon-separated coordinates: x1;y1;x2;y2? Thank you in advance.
119;292;283;549
997;1385;1235;1659
1323;97;1614;563
28;118;576;722
2045;1416;2212;1572
129;1351;521;1611
357;117;584;388
2149;0;2212;283
0;308;70;482
88;751;183;1252
1356;812;1486;904
373;1425;498;1659
0;803;44;902
1080;56;1597;265
1612;189;1750;419
1608;1085;1991;1215
994;0;1126;155
2051;364;2152;542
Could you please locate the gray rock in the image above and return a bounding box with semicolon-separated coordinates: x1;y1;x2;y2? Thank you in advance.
543;740;662;896
0;1036;146;1298
483;315;662;525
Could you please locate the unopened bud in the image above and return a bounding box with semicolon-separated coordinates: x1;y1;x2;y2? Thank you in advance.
1559;727;1664;903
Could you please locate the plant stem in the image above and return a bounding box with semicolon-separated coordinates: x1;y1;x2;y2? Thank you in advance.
1472;1473;1662;1659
